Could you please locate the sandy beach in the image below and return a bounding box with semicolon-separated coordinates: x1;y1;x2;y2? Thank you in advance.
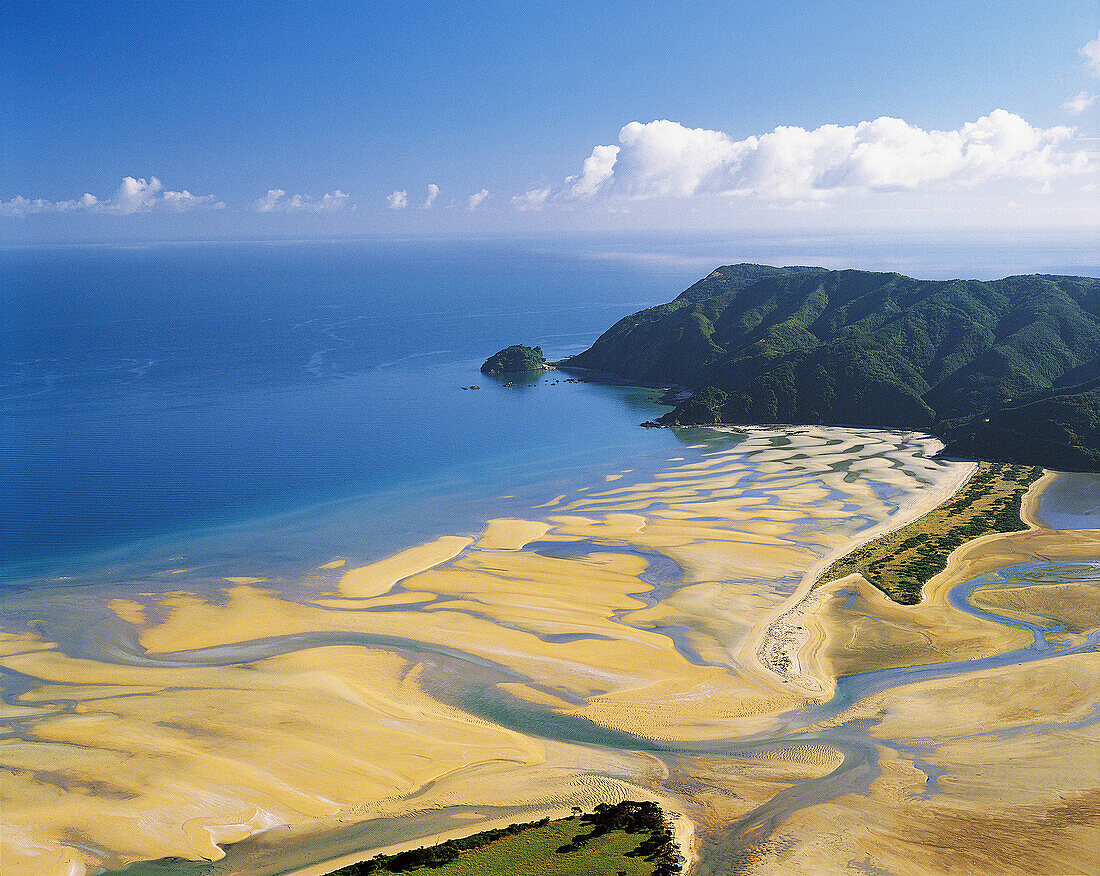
1;427;1096;876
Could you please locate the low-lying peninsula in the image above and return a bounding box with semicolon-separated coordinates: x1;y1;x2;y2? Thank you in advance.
562;264;1100;471
818;461;1042;603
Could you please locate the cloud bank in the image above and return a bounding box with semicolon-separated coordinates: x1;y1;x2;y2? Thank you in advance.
515;110;1091;208
422;184;439;209
385;190;408;210
255;189;352;213
1;177;224;216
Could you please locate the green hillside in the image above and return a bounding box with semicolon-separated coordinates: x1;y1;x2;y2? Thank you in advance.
564;265;1100;470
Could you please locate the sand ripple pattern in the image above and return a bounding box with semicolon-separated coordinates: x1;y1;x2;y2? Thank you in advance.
1;427;1096;876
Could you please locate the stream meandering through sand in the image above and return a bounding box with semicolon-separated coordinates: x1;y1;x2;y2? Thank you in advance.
2;428;1096;876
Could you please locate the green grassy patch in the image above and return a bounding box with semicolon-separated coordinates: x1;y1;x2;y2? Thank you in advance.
328;801;681;876
816;462;1043;604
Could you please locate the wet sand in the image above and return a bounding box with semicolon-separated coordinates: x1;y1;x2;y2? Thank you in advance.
713;469;1099;876
1;427;1096;876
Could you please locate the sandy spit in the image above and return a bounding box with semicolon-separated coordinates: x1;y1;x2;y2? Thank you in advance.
745;448;978;697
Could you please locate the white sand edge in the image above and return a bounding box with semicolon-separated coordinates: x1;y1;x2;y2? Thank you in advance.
743;446;980;698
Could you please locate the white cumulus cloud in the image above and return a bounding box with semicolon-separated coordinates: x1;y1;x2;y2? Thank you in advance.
1063;91;1096;115
0;196;60;216
467;189;490;211
113;176;164;213
159;189;223;212
56;193;100;212
1083;30;1100;76
510;187;552;211
255;189;352;213
386;190;408;210
522;111;1091;205
0;177;222;216
254;189;288;212
421;184;439;209
566;144;621;198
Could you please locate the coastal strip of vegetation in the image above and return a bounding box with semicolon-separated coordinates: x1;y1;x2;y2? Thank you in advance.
816;462;1043;604
326;800;683;876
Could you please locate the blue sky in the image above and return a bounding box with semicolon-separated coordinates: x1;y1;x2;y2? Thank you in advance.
2;1;1098;242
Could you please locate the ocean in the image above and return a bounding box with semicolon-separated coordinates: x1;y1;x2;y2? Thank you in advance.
0;239;716;588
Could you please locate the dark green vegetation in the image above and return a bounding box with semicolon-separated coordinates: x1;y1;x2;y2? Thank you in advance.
564;264;1100;470
481;344;548;374
818;462;1042;603
327;801;681;876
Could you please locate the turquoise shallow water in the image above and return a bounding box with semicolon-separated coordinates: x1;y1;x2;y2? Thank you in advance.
1;239;716;587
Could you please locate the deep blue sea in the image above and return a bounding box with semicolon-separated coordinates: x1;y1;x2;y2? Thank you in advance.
4;235;1096;590
0;240;719;588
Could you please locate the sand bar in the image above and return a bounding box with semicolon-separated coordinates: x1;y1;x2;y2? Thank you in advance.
3;427;1094;876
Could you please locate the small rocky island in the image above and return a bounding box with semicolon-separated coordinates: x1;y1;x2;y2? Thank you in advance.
480;344;550;374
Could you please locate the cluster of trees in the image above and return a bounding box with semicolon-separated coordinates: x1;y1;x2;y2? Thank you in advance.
566;265;1100;470
557;801;682;876
943;380;1100;470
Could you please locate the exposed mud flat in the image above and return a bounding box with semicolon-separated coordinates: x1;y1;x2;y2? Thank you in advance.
1;427;1096;876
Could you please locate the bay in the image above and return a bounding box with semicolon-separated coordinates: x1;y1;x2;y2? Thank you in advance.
0;239;706;587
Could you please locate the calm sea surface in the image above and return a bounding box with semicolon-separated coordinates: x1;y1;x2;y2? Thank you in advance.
1;240;717;588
